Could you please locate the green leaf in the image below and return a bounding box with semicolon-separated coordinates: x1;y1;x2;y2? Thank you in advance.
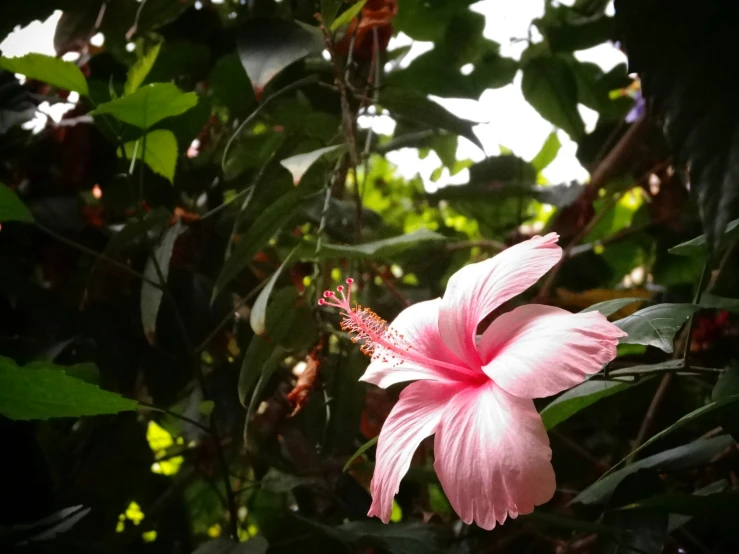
279;145;347;186
540;380;633;430
124;41;162;96
595;470;667;554
531;131;562;172
343;436;378;472
236;18;324;96
92;83;198;129
614;303;698;353
0;53;88;96
0;182;34;223
316;229;446;260
381;89;483;149
0;357;137;420
121;130;179;184
330;0;367;31
573;435;734;505
669;217;739;256
521;52;585;140
581;297;647;317
141;220;186;343
212;189;313;300
712;367;739;441
250;248;298;336
522;511;622;536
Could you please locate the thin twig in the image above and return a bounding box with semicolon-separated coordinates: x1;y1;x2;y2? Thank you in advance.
220;75;318;173
127;140;241;541
36;223;161;288
627;259;711;463
195;281;266;353
138;401;212;434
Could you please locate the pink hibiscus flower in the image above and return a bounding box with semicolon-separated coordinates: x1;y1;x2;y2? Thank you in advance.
319;233;625;530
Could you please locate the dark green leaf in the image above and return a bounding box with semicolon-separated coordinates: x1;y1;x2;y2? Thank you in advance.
330;0;367;31
700;293;739;313
141;220;186;343
667;480;729;532
540;380;633;430
0;182;34;223
210;54;256;118
535;4;614;52
121;130;179;184
321;0;344;29
336;520;441;554
0;70;36;134
212;189;313;300
0;53;88;96
92;83;198;129
4;505;91;546
381;89;483;149
192;536;268;554
521;52;585;140
581;297;647;317
604;397;739;489
573;435;735;505
595;471;667;554
615;1;739;249
668;217;739;256
619;490;739;518
615;303;698;353
0;357;137;420
260;468;318;494
279;145;347;186
238;336;276;407
236;18;324;96
712;367;739;441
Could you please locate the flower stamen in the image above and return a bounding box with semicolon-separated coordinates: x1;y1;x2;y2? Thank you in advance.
319;278;475;376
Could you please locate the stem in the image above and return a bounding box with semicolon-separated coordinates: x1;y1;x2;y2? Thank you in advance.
138;401;212;435
220;75;318;173
683;260;711;366
36;223;161;288
129;136;241;541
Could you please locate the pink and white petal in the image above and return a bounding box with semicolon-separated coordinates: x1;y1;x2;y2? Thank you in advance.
360;299;478;388
479;304;626;399
438;233;562;367
434;381;555;530
368;380;463;522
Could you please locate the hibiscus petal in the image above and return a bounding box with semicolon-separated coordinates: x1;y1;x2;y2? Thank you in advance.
434;381;555;530
368;380;462;522
479;304;626;399
438;233;561;367
360;299;477;388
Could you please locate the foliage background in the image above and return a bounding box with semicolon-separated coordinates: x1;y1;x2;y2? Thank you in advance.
1;0;739;553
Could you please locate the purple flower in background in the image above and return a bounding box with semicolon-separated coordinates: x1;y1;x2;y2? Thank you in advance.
626;89;645;123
